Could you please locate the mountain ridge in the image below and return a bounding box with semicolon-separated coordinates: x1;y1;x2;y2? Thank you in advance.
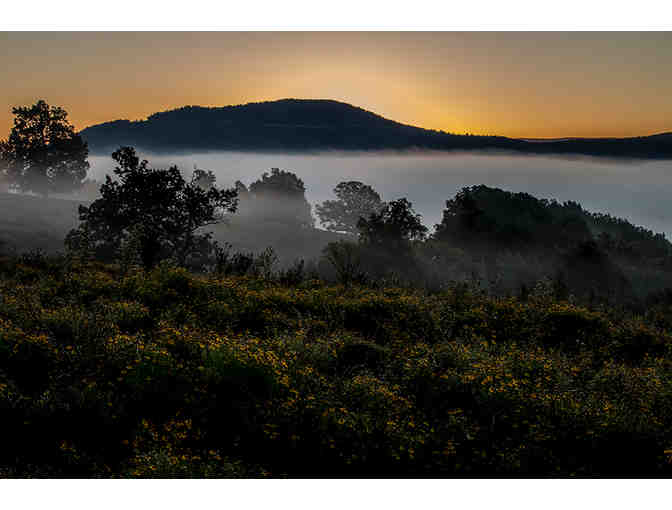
80;98;672;159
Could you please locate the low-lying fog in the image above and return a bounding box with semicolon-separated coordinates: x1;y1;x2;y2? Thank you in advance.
88;150;672;239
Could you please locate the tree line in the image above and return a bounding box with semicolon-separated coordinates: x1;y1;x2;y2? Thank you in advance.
4;100;672;305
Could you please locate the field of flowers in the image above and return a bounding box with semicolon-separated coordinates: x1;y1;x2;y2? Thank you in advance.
1;255;672;477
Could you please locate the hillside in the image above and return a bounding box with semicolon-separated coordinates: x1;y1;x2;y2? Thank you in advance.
80;99;517;154
3;184;672;477
80;99;672;159
1;259;672;477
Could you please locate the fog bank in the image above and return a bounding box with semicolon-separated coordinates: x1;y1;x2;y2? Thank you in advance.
88;151;672;239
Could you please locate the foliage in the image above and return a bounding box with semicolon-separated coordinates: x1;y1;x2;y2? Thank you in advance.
66;147;238;269
357;198;428;247
6;165;672;478
322;241;367;287
251;247;278;280
210;243;286;280
316;181;384;235
277;259;307;286
0;100;89;195
2;256;672;477
245;168;314;228
590;212;671;261
192;167;216;190
434;185;592;250
211;242;255;277
434;185;672;262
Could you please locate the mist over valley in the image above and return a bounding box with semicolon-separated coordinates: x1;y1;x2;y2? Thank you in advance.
87;150;672;241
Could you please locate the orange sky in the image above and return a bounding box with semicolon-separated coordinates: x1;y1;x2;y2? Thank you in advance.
1;31;671;139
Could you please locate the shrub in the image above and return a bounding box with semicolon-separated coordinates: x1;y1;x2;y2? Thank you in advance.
2;258;672;476
278;259;306;286
335;340;390;375
322;241;367;287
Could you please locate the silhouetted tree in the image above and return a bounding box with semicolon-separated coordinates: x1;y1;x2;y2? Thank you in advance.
193;166;216;190
248;168;313;228
357;198;427;247
434;187;485;245
249;167;305;196
322;241;367;287
561;239;633;302
434;185;596;250
316;181;384;235
557;215;592;248
66;147;238;269
0;100;89;195
235;180;249;196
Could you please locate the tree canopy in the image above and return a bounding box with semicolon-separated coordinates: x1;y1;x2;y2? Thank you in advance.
433;185;593;250
66;147;238;269
0;100;89;195
357;198;427;247
245;168;314;228
432;185;672;261
249;167;306;197
316;181;384;235
192;167;217;190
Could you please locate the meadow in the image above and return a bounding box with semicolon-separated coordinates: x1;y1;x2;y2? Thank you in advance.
1;254;672;477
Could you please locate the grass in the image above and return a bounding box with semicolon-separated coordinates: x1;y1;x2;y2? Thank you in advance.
1;256;672;477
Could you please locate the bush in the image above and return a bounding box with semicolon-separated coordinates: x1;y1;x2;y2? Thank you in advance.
1;258;672;476
335;340;390;375
322;241;367;287
278;259;306;286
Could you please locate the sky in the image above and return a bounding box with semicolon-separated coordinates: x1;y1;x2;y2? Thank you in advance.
1;31;672;139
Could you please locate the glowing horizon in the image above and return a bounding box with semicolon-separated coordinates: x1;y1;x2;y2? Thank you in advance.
2;31;672;140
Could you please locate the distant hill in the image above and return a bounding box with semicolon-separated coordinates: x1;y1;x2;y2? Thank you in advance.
80;99;516;154
80;99;672;159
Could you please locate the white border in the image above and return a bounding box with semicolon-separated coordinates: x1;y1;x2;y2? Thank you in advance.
1;1;672;30
0;479;667;510
1;2;670;508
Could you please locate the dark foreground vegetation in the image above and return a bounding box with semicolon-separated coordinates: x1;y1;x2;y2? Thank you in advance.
1;254;672;477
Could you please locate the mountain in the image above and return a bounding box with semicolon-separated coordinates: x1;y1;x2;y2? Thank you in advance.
80;99;672;158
